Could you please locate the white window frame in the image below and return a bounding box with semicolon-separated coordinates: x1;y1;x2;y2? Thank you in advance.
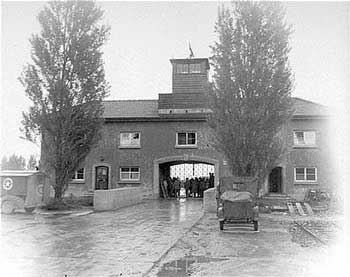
176;63;201;74
72;168;85;181
294;167;317;183
119;167;140;181
176;132;197;147
189;63;201;73
293;131;316;147
176;64;189;74
119;132;141;148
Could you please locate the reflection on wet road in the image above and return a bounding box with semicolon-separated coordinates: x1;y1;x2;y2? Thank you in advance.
0;199;203;276
157;255;229;277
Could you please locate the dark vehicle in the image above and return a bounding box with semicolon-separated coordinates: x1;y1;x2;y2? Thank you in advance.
216;176;259;231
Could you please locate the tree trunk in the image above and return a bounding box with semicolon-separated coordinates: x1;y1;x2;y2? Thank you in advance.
256;181;261;196
54;185;63;201
54;170;65;201
256;173;264;197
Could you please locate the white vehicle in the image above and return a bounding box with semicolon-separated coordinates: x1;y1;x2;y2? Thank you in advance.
0;171;50;214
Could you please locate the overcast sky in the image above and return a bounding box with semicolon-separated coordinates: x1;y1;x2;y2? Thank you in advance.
1;1;349;160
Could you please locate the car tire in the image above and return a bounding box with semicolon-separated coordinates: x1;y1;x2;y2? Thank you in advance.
1;201;15;214
253;220;258;231
219;221;224;230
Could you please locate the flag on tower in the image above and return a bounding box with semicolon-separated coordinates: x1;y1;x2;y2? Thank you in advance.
189;42;194;58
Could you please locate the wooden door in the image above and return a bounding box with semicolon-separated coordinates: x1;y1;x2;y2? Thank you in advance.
95;166;109;190
269;167;282;193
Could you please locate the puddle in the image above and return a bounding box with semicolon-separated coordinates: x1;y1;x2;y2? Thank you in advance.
157;255;228;276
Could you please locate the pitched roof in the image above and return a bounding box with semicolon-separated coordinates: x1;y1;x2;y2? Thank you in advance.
293;97;329;118
102;97;328;119
103;100;159;118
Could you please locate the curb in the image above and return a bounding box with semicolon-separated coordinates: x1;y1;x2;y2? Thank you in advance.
34;209;93;218
142;211;205;277
66;210;93;218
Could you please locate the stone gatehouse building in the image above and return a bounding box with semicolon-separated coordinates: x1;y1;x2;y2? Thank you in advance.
66;57;332;201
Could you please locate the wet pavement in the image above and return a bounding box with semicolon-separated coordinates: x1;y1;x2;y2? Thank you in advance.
1;200;345;277
149;214;345;277
0;199;203;277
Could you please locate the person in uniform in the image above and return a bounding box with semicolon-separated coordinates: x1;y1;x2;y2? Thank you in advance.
185;178;190;197
199;177;205;198
192;177;199;198
209;173;214;188
167;178;172;198
204;177;210;194
174;178;181;199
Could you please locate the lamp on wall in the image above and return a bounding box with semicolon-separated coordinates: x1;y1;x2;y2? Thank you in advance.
100;156;104;162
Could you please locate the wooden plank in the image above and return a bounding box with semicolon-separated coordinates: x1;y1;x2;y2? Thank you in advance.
287;202;295;215
160;182;168;198
296;202;306;216
303;202;314;215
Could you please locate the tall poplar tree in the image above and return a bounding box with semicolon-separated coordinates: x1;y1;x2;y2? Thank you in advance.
209;2;294;194
20;1;110;200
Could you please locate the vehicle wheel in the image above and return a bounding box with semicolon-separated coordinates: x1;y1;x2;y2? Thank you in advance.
24;207;35;213
253;220;258;231
1;201;15;214
219;221;224;230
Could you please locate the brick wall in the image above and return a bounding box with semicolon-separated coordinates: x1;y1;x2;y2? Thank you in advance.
81;120;225;196
62;116;333;201
282;118;334;200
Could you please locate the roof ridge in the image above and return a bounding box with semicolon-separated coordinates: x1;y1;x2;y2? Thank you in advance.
103;99;158;102
105;97;325;105
293;97;326;107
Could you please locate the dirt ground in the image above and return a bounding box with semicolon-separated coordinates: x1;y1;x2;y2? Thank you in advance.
148;212;346;277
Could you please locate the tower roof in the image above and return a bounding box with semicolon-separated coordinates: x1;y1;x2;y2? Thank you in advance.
170;58;210;70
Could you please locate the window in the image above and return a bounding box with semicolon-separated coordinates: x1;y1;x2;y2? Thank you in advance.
120;167;140;181
189;63;201;73
176;64;189;73
72;168;85;180
120;132;140;147
176;132;197;146
293;131;316;146
176;63;201;74
294;167;317;182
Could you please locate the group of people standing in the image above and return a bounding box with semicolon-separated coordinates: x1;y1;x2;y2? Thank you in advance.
161;173;214;199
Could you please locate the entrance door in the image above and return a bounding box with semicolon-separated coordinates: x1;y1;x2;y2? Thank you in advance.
95;166;109;190
269;167;282;193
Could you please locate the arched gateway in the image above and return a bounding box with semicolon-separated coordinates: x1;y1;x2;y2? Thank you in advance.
153;154;220;196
